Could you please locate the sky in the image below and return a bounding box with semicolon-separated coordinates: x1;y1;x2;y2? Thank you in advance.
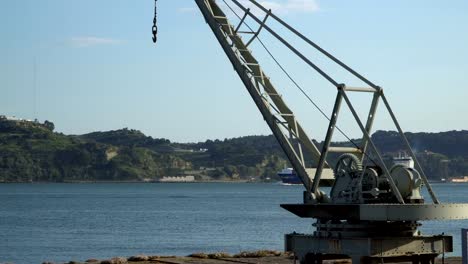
1;0;467;143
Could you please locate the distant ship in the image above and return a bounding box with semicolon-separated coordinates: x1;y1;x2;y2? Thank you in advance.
278;168;302;185
393;153;414;168
450;176;468;183
278;168;335;186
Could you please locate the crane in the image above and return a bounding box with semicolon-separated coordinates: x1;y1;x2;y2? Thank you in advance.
152;1;468;263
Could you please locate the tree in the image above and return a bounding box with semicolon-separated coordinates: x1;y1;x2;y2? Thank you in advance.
44;120;55;131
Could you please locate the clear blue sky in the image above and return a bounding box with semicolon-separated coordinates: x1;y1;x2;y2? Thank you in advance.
1;0;467;142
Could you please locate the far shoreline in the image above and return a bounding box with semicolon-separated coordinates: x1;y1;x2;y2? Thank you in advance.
0;180;279;184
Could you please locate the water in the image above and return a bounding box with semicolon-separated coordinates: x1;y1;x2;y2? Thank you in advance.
0;183;467;264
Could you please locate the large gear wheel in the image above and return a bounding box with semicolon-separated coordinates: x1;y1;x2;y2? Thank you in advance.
334;153;363;177
331;153;364;203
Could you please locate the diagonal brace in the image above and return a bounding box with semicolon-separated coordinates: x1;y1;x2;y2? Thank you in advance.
234;8;250;33
245;9;271;47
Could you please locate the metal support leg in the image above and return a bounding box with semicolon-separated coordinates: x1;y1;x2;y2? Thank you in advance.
311;90;343;195
360;92;380;161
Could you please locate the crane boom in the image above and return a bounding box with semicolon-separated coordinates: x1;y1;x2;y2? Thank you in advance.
194;0;330;192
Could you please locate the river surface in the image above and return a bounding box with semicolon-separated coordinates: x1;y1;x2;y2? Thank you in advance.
0;182;467;264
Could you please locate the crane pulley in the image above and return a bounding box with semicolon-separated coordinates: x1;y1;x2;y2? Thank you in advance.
152;0;158;43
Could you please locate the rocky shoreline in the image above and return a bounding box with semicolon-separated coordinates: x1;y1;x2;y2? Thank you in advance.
41;251;463;264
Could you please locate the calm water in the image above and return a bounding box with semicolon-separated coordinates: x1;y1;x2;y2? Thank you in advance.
0;183;467;264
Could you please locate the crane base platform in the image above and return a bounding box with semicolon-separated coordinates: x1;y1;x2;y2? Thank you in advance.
281;203;468;221
285;233;452;264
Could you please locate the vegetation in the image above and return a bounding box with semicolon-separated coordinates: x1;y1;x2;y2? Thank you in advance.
0;120;188;182
0;118;467;182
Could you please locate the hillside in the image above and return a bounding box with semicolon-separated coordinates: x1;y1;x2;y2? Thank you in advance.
79;129;468;180
80;129;174;153
0;117;467;182
0;119;189;182
372;130;468;158
80;133;289;181
371;130;468;179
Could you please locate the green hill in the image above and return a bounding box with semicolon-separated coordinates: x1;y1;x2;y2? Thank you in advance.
0;119;189;182
372;130;468;158
79;132;288;181
0;117;467;182
80;128;174;153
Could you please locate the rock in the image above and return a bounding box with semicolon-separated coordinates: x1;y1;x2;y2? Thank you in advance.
233;250;282;258
127;255;149;261
188;253;208;259
207;252;232;259
148;256;160;261
100;257;128;264
85;259;100;263
188;252;232;259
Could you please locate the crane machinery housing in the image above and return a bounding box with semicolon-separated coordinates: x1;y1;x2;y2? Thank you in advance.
152;1;468;263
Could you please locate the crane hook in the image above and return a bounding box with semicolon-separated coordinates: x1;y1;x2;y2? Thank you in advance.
152;0;158;44
152;21;158;43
